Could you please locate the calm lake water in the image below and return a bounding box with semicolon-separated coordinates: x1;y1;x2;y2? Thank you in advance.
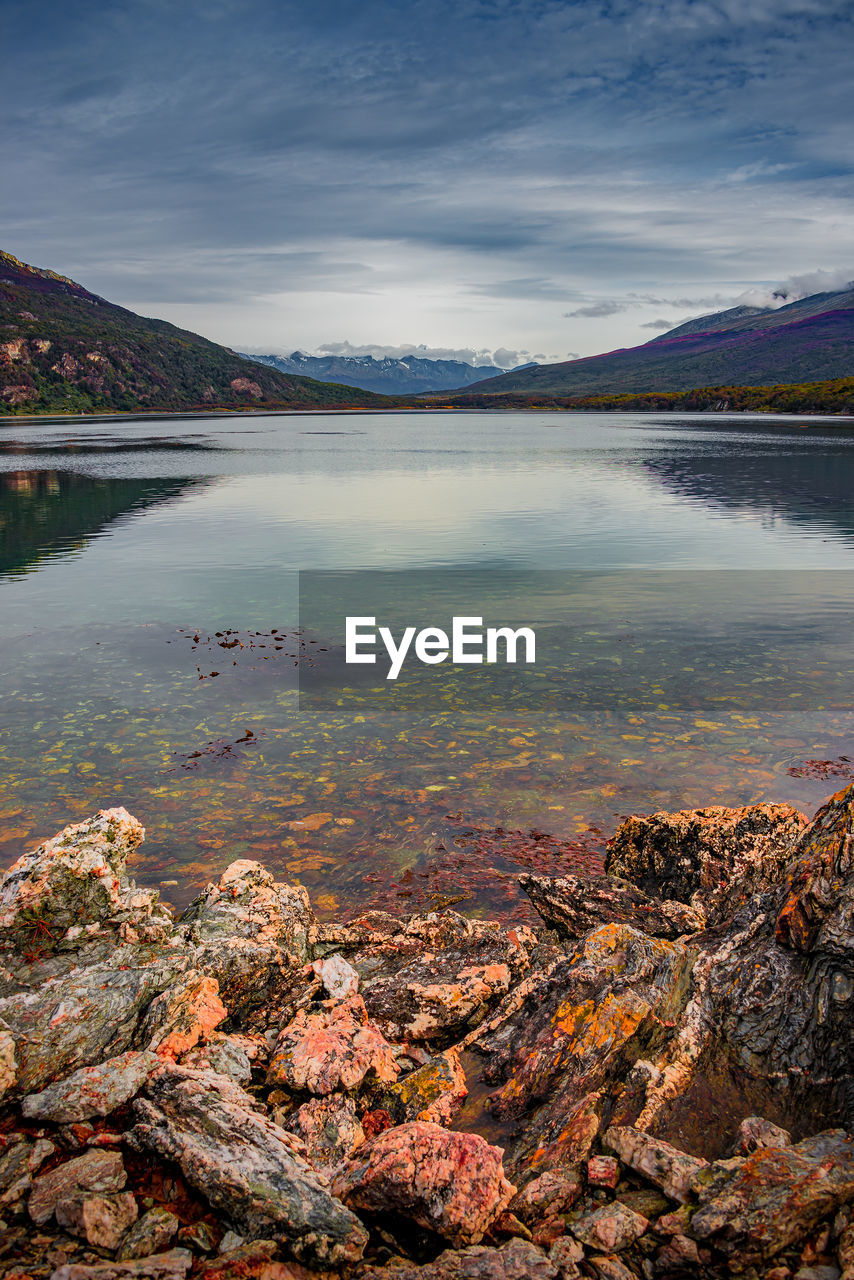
2;410;853;923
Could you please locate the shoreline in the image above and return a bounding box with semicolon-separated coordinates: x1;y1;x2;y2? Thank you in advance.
1;787;852;1277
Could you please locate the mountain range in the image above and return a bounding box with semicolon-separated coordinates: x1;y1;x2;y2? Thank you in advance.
241;350;518;395
0;251;386;414
446;286;854;398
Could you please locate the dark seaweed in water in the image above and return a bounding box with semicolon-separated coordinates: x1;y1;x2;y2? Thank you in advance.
787;755;854;780
170;728;265;773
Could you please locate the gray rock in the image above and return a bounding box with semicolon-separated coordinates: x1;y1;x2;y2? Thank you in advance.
29;1148;127;1226
0;954;182;1095
49;1250;193;1280
287;1094;365;1175
520;872;704;941
690;1128;854;1264
603;1127;707;1204
55;1191;138;1249
0;1134;54;1208
182;1034;253;1086
217;1230;245;1252
22;1050;160;1123
118;1207;180;1259
131;1063;367;1265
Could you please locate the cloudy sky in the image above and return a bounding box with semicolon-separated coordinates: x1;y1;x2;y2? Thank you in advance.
2;0;853;366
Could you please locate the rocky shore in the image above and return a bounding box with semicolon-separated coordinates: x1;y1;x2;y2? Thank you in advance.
1;785;853;1280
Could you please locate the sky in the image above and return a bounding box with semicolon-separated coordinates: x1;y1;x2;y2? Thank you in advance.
2;0;853;367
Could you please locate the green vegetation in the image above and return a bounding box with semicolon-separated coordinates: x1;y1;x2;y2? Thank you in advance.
0;250;390;414
423;377;854;416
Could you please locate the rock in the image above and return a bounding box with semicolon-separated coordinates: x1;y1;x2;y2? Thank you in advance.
509;1170;582;1222
587;1156;619;1189
734;1115;793;1155
0;808;173;954
0;952;183;1095
267;995;399;1095
794;1269;841;1280
655;1234;700;1271
118;1207;181;1259
55;1191;138;1248
549;1236;584;1279
311;954;359;1000
49;1251;193;1280
22;1050;159;1123
179;861;314;1019
603;1127;707;1203
605;802;807;925
335;1120;516;1247
353;912;535;1044
195;1241;305;1278
520;873;704;941
615;1189;669;1220
139;971;227;1057
369;1048;467;1125
475;926;694;1174
287;1095;365;1174
569;1201;648;1252
29;1149;127;1226
584;1256;636;1280
0;1134;54;1209
131;1063;367;1265
177;1221;219;1252
359;1237;557;1278
690;1129;854;1264
0;1021;15;1099
182;1034;253;1086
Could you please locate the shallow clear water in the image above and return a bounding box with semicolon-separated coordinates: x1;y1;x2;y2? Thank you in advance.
1;410;853;923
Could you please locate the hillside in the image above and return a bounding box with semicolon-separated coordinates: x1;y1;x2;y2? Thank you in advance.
447;286;854;398
243;350;513;394
0;251;389;414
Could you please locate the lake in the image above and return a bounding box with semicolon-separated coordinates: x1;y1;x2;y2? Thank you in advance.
2;410;853;924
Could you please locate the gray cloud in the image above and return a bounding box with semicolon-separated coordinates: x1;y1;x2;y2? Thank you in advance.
1;0;852;355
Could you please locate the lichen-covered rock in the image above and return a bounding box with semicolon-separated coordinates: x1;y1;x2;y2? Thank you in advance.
182;1033;254;1085
690;1129;854;1264
22;1049;159;1122
352;912;535;1044
55;1190;138;1248
603;1127;706;1203
267;995;399;1095
0;808;173;953
520;873;704;941
474;926;694;1174
569;1201;648;1252
587;1156;619;1189
369;1048;467;1125
287;1094;365;1174
0;952;183;1095
131;1063;367;1265
334;1120;515;1247
28;1148;127;1226
50;1251;193;1280
359;1238;558;1279
179;860;314;1019
118;1207;181;1259
139;971;227;1057
509;1169;582;1222
605;801;807;925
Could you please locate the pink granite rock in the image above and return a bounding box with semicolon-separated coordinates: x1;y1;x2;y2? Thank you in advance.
335;1119;516;1246
267;995;399;1095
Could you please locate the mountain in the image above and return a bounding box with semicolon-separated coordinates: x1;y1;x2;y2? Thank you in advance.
444;286;854;398
242;350;513;395
0;251;389;414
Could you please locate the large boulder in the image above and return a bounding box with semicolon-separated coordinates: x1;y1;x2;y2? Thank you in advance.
131;1063;367;1265
21;1049;160;1123
334;1120;516;1246
605;801;807;926
179;860;315;1020
0;808;173;955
